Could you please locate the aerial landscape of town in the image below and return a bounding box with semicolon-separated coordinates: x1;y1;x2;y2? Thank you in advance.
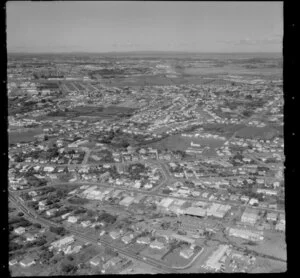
7;2;285;276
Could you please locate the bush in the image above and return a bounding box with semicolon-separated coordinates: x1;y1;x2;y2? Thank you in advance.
33;223;42;229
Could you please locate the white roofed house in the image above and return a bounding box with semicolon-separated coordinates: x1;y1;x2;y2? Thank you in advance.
266;212;278;222
19;257;36;268
136;236;151;245
46;208;58;217
121;234;134;244
38;200;48;211
43;166;55;173
67;216;78;223
150;239;165;250
14;227;26;235
49;236;75;251
80;220;91;228
119;196;135;207
275;213;285;232
180;247;194;259
249;198;259;206
61;212;71;219
109;230;122;240
24;233;37;242
9;259;18;266
90;256;101;267
28;190;38;197
62;244;82;255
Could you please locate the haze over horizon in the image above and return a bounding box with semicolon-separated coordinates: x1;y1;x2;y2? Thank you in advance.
7;1;283;54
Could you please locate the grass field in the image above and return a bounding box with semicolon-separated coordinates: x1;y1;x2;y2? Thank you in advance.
9;128;44;144
250;257;286;273
236;126;279;140
149;134;224;152
140;246;169;261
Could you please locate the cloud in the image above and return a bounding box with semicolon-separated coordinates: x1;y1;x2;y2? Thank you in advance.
111;42;146;48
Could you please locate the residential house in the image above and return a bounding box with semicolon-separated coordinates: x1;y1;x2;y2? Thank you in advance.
109;230;121;240
14;227;26;235
90;256;101;267
149;240;164;250
136;237;151;244
180;247;194;259
19;257;35;267
9;259;18;266
67;216;78;223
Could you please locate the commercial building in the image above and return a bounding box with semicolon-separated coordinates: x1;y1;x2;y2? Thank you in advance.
184;206;206;218
206;203;231;218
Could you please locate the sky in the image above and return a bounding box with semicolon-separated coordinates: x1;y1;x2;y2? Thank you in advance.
6;1;283;53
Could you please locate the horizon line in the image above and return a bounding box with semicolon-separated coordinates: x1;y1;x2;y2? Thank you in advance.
7;50;282;55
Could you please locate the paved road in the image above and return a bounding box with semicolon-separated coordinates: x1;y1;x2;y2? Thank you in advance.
10;180;284;214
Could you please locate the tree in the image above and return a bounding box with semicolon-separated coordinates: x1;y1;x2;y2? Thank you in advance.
40;250;54;263
67;255;74;261
104;247;118;257
50;226;66;236
61;262;78;274
9;242;23;252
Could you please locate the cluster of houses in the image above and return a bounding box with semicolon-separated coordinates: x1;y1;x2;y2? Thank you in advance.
49;235;82;255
